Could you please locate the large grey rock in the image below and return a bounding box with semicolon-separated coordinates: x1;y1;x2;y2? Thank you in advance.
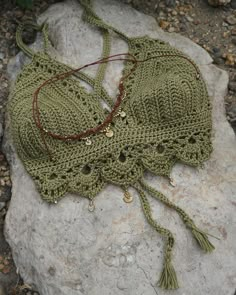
3;0;236;295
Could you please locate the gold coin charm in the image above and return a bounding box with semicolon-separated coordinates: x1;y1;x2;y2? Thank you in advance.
88;199;95;212
123;191;133;203
105;129;114;138
119;111;126;118
85;138;92;146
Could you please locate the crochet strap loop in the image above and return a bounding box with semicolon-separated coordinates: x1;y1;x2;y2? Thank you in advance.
16;21;49;57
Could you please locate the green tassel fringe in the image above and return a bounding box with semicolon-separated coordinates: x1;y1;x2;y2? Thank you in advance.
191;227;215;252
158;257;179;290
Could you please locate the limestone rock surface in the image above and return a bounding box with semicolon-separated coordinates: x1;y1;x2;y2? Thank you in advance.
3;1;236;295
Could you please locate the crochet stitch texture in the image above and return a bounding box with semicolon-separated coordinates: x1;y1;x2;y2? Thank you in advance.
9;0;214;290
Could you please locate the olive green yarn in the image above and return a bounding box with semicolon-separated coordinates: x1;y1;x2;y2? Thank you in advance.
134;183;179;290
9;0;215;290
139;179;215;253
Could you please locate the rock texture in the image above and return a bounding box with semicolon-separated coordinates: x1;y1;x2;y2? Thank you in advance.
3;0;236;295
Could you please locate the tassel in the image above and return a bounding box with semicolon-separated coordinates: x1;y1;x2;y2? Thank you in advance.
191;227;215;252
158;239;179;290
158;254;179;290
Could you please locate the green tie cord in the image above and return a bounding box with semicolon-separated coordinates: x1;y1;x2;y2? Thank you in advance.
134;182;179;289
139;179;215;253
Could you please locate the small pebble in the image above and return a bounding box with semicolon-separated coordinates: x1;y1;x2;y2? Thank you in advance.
2;266;11;274
2;59;8;65
159;11;166;18
231;37;236;45
5;32;11;40
231;0;236;9
0;203;5;211
14;9;24;18
159;20;170;29
5;180;11;187
213;57;225;65
229;81;236;92
185;15;194;22
179;23;187;32
194;19;201;25
225;54;235;65
2;82;8;88
168;26;176;33
223;31;230;38
212;47;221;54
225;15;236;26
165;0;176;7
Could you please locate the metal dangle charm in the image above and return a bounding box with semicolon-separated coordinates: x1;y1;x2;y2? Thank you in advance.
169;177;176;187
119;110;126;118
123;191;133;203
88;199;95;212
103;124;114;138
84;137;92;146
105;128;114;138
114;109;126;119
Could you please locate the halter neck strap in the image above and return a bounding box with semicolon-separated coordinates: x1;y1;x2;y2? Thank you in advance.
80;0;130;43
80;0;131;98
16;21;50;57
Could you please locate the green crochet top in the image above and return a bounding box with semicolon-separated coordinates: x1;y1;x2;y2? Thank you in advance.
9;0;215;290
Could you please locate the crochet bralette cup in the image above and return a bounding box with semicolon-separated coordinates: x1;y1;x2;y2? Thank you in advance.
9;0;216;290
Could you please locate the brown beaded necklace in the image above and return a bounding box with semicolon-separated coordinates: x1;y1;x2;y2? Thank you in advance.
33;52;200;158
33;53;137;141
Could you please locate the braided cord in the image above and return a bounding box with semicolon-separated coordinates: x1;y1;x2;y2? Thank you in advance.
139;179;215;252
133;183;179;289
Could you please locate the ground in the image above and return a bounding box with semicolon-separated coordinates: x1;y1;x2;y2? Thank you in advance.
0;0;235;294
